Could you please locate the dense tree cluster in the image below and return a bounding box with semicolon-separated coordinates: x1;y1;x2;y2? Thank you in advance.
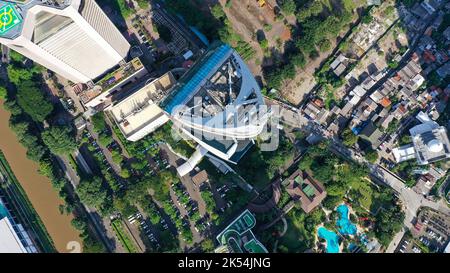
41;126;77;155
265;0;354;90
16;80;53;123
2;56;105;251
236;134;295;188
76;177;110;213
374;203;405;247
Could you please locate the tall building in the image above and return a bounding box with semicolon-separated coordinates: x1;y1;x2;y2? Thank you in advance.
0;197;37;253
0;0;130;83
104;43;269;176
160;43;269;175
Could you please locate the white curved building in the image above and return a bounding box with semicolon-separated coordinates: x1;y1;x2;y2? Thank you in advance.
161;43;269;164
0;0;130;83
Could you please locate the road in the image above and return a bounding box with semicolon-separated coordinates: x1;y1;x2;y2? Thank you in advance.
55;156;121;253
327;133;450;252
272;95;450;252
266;4;450;252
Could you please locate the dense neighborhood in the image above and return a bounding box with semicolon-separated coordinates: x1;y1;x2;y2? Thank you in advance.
0;0;448;256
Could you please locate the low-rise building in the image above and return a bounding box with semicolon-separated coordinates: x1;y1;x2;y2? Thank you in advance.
0;217;27;253
107;72;176;141
215;209;267;253
191;170;209;188
284;170;327;213
393;113;450;165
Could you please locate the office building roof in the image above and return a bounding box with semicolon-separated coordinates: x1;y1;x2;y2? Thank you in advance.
162;44;233;114
108;72;175;141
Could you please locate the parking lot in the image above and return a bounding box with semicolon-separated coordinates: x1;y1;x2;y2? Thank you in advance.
396;208;450;253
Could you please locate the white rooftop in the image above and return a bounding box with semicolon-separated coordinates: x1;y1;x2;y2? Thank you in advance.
0;217;27;253
393;144;417;163
109;72;176;141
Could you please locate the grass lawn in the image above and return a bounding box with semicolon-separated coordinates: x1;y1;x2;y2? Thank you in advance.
111;219;138;253
277;217;309;253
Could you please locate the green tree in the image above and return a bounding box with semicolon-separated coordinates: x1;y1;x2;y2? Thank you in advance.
7;66;34;85
211;4;226;19
91;112;107;133
16;81;53;122
0;86;6;100
26;143;47;161
120;168;131;179
71;217;87;231
41;126;77;155
3;100;22;115
135;0;148;9
318;39;331;52
98;133;113;147
280;0;296;15
76;177;108;211
10;50;25;63
297;1;323;22
291;52;306;69
201;239;215;253
39;158;56;179
365;149;378;163
341;128;358;147
111;150;123;165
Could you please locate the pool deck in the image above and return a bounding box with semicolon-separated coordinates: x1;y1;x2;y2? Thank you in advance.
315;203;366;253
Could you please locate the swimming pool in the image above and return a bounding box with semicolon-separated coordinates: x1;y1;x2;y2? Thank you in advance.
0;199;11;219
318;227;340;253
336;204;357;236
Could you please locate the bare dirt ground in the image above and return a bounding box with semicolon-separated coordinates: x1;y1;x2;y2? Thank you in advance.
348;20;409;85
215;0;292;77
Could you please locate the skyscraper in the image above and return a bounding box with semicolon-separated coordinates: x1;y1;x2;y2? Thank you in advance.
0;0;130;83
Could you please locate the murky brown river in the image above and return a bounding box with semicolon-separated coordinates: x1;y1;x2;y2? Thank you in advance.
0;100;80;252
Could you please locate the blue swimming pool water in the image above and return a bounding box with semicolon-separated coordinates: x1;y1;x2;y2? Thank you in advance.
318;227;340;253
348;243;357;252
0;200;11;219
336;204;357;236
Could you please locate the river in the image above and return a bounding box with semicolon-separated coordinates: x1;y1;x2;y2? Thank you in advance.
0;100;81;252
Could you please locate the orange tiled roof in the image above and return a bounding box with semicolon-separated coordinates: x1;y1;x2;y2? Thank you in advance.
380;97;392;107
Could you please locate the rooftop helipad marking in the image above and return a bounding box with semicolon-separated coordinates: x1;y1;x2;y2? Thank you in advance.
0;4;22;35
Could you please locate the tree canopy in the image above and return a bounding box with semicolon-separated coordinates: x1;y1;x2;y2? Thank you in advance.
41;126;77;155
76;177;109;211
0;86;6;99
341;128;358;147
16;81;53;122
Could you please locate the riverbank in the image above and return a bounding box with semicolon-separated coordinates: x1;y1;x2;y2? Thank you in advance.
0;150;55;252
0;100;80;252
